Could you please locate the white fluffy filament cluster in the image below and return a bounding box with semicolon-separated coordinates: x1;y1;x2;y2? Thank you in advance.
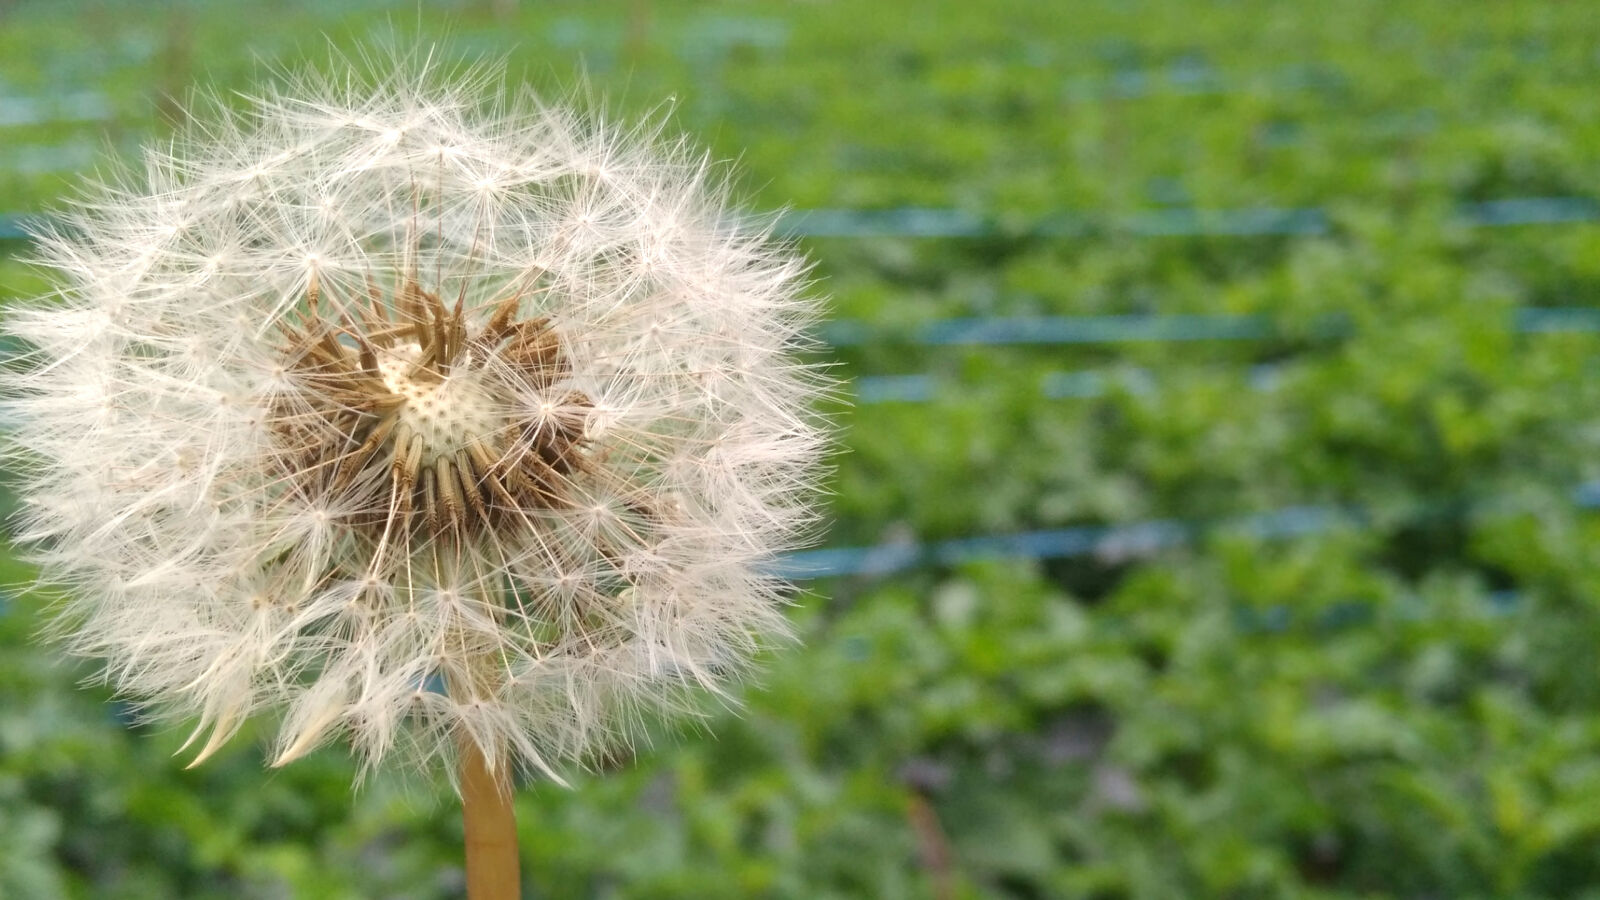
4;59;828;782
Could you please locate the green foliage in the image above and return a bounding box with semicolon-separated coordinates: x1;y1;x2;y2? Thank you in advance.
4;0;1600;897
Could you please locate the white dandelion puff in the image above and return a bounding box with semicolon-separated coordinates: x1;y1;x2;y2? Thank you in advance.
3;54;831;786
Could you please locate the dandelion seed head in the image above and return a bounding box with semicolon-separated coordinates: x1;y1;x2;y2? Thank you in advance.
4;52;830;784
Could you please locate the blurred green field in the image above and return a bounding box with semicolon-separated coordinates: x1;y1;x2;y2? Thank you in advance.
6;1;1600;897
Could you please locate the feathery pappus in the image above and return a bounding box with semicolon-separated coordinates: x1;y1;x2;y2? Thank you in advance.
3;53;831;784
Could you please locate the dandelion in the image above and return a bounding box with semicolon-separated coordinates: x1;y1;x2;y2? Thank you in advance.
4;52;829;896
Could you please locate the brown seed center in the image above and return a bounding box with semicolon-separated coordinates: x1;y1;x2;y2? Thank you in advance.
272;273;594;542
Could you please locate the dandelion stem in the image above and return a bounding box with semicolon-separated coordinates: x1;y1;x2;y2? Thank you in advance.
461;738;520;899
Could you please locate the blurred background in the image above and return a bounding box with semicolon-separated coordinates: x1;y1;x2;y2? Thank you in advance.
4;0;1600;897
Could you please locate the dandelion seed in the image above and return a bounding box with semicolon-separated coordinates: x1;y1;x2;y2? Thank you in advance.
3;52;830;892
